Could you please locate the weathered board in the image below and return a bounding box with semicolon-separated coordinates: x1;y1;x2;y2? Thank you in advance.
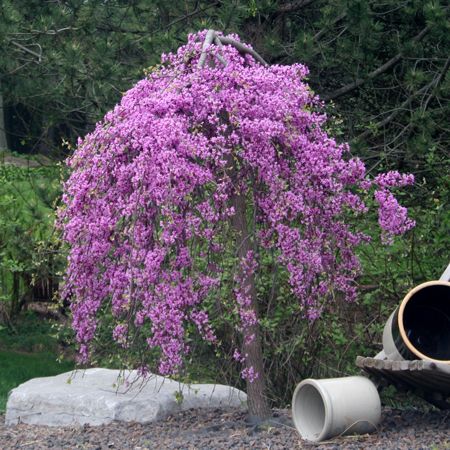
356;356;450;410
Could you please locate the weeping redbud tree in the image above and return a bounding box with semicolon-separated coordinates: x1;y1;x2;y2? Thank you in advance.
59;30;415;421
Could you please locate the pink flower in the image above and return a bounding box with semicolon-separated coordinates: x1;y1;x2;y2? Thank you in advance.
59;30;415;379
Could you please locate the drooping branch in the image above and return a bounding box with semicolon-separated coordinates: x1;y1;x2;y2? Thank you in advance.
213;36;228;67
323;26;429;101
218;36;269;67
60;29;417;424
197;30;269;69
197;29;216;68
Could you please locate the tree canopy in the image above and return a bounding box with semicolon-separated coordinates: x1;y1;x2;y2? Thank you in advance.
1;0;448;415
59;30;415;419
2;1;448;180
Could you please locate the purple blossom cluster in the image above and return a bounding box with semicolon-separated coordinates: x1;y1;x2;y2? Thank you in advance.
59;31;414;376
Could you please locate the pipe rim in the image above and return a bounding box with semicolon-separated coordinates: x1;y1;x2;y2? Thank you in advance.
397;280;450;364
292;378;332;442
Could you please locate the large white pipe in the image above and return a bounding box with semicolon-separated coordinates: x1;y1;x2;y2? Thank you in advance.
382;279;450;363
292;376;381;442
292;264;450;443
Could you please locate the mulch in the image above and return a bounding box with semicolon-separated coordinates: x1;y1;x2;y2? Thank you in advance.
1;407;449;449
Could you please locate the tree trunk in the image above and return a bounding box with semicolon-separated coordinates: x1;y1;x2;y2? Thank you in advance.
10;272;21;317
0;85;8;151
230;190;272;422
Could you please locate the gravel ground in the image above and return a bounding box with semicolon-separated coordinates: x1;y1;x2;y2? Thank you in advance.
1;407;449;449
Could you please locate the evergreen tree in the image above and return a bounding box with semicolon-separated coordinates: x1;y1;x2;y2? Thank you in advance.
2;1;448;178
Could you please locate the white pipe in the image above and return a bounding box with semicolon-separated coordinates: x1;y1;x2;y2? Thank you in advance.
439;262;450;281
374;350;386;360
292;376;381;442
382;280;450;363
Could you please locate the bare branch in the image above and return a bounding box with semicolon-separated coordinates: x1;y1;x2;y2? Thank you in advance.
197;30;269;69
30;27;78;35
197;29;216;69
166;2;219;29
422;56;450;111
323;26;429;101
214;36;228;67
313;12;347;41
218;36;269;67
356;56;450;140
276;0;316;14
132;3;220;45
10;40;42;62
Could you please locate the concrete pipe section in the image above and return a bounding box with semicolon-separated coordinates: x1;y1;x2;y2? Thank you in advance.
292;376;381;442
382;280;450;363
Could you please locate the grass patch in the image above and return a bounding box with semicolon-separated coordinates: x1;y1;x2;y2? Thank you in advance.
0;311;75;412
0;312;61;354
0;351;74;412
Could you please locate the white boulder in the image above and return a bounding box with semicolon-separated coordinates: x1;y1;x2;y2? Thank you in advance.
5;368;247;426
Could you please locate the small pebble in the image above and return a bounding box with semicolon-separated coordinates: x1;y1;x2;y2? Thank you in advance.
0;407;448;449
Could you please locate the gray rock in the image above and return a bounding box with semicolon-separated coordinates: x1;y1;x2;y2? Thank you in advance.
5;368;247;426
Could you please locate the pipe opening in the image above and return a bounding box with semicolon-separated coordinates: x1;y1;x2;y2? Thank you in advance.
293;383;325;441
403;284;450;360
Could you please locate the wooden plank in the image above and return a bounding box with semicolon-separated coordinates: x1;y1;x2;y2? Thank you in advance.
356;356;450;408
355;356;365;367
357;356;450;374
